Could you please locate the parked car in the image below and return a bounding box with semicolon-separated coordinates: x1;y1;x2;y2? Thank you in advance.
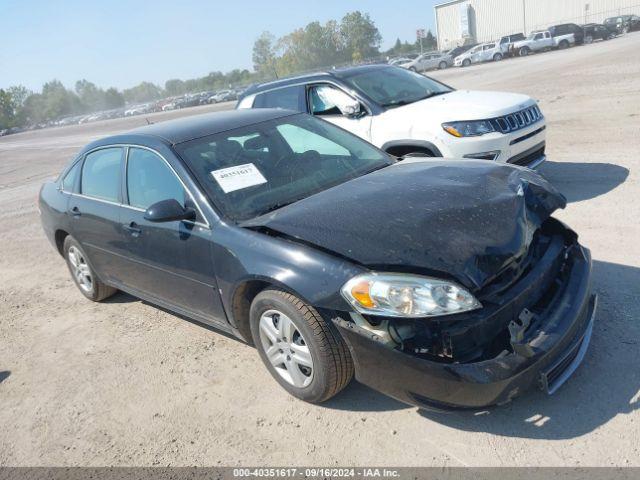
512;30;574;56
454;41;505;66
39;109;596;409
548;23;585;44
238;65;547;168
603;14;640;34
445;44;478;60
498;33;526;56
399;52;452;71
210;90;236;103
388;57;413;66
582;23;615;43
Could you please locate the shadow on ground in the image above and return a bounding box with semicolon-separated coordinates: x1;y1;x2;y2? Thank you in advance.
538;161;629;203
0;371;10;384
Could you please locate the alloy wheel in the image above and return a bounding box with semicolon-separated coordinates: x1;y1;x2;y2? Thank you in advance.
258;309;314;388
68;246;93;293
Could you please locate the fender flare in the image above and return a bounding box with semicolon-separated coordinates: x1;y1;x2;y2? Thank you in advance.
380;140;443;157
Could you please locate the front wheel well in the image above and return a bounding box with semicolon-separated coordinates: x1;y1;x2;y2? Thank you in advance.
385;145;436;158
54;229;69;256
230;280;273;345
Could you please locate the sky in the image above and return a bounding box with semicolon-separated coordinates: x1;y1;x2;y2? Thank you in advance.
1;0;440;92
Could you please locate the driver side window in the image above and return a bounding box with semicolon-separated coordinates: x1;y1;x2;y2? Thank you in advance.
126;148;186;210
308;85;358;116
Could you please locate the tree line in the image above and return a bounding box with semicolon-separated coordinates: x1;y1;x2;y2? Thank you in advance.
1;11;435;130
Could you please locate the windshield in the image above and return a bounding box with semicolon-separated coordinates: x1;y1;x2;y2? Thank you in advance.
175;114;392;221
342;67;452;107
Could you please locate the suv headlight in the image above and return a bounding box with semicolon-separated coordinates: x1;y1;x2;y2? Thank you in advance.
341;273;481;318
442;120;495;137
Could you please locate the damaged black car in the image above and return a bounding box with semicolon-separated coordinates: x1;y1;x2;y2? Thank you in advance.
39;109;596;409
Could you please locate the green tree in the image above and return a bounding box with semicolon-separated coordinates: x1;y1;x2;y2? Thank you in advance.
165;79;186;96
339;11;381;62
122;81;162;103
0;89;16;129
252;31;278;78
103;88;125;109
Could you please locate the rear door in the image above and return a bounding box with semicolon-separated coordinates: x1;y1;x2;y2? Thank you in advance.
118;146;226;324
68;147;126;284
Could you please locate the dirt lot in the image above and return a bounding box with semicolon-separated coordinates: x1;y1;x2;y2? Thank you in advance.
1;33;639;467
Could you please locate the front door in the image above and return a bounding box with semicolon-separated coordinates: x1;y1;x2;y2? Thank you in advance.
118;147;226;324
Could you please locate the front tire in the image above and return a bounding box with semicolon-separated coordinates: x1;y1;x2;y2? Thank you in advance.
438;61;447;69
493;53;503;61
519;46;531;56
462;59;471;67
250;289;353;403
63;236;117;302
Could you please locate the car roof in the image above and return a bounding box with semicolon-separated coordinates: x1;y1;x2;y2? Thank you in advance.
126;108;295;144
241;64;395;98
82;109;298;152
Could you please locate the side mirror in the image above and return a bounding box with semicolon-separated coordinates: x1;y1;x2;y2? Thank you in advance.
341;100;361;118
144;199;196;223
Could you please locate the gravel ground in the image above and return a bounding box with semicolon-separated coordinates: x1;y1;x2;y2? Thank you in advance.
0;33;638;467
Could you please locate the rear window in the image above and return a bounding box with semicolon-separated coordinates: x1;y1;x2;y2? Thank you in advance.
62;161;81;192
81;148;122;202
253;86;303;111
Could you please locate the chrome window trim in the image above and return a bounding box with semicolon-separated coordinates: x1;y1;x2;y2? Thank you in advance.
78;143;211;229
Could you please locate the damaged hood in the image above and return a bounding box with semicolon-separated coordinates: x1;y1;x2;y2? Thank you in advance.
242;160;566;291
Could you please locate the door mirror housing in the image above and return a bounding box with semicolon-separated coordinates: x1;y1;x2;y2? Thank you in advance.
315;85;362;118
144;199;196;223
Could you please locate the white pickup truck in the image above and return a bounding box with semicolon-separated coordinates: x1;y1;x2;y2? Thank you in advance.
512;30;575;56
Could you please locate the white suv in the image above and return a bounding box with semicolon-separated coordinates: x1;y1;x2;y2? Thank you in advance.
237;65;546;168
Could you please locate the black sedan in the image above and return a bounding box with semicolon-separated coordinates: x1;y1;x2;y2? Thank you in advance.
39;109;596;409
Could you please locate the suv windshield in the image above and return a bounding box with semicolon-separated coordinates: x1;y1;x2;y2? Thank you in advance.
175;114;392;221
341;67;451;107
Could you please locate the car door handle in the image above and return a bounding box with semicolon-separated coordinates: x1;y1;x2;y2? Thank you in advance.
70;206;81;217
123;222;142;237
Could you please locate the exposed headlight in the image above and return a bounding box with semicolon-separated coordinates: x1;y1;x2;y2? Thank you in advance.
442;120;495;137
341;273;481;318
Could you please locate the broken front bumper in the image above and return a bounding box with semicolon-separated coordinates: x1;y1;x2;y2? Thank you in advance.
333;244;595;410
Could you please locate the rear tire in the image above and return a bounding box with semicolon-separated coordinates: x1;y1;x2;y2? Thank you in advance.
519;46;531;56
493;53;503;61
250;289;353;403
438;61;448;69
63;236;117;302
558;40;569;49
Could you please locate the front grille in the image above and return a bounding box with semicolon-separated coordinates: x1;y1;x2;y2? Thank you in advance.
492;105;543;134
508;143;545;166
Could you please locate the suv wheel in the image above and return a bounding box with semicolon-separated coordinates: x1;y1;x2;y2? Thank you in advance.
438;61;447;69
584;35;594;44
63;236;117;302
519;46;531;56
462;59;471;67
250;289;353;403
558;40;569;49
493;53;503;61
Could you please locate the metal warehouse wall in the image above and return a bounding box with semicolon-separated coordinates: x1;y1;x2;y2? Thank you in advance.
435;0;640;49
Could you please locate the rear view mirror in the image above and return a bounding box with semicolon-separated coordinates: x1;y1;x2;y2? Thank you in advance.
144;199;196;223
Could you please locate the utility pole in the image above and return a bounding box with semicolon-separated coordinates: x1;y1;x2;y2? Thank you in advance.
522;0;527;34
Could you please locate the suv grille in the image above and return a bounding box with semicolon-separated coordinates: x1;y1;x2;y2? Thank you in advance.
492;105;543;134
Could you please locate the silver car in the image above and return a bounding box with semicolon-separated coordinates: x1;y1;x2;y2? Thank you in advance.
399;52;452;72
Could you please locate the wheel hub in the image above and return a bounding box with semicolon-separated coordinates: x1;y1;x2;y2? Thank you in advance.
259;309;314;388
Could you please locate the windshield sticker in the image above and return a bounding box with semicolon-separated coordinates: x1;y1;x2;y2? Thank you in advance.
211;163;267;193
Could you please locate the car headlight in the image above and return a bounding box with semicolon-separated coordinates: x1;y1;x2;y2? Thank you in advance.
341;273;481;318
442;120;495;137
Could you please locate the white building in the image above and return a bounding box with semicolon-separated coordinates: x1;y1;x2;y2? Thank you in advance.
435;0;639;50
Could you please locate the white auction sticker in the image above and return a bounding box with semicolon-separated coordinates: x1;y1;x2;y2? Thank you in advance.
211;163;267;193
